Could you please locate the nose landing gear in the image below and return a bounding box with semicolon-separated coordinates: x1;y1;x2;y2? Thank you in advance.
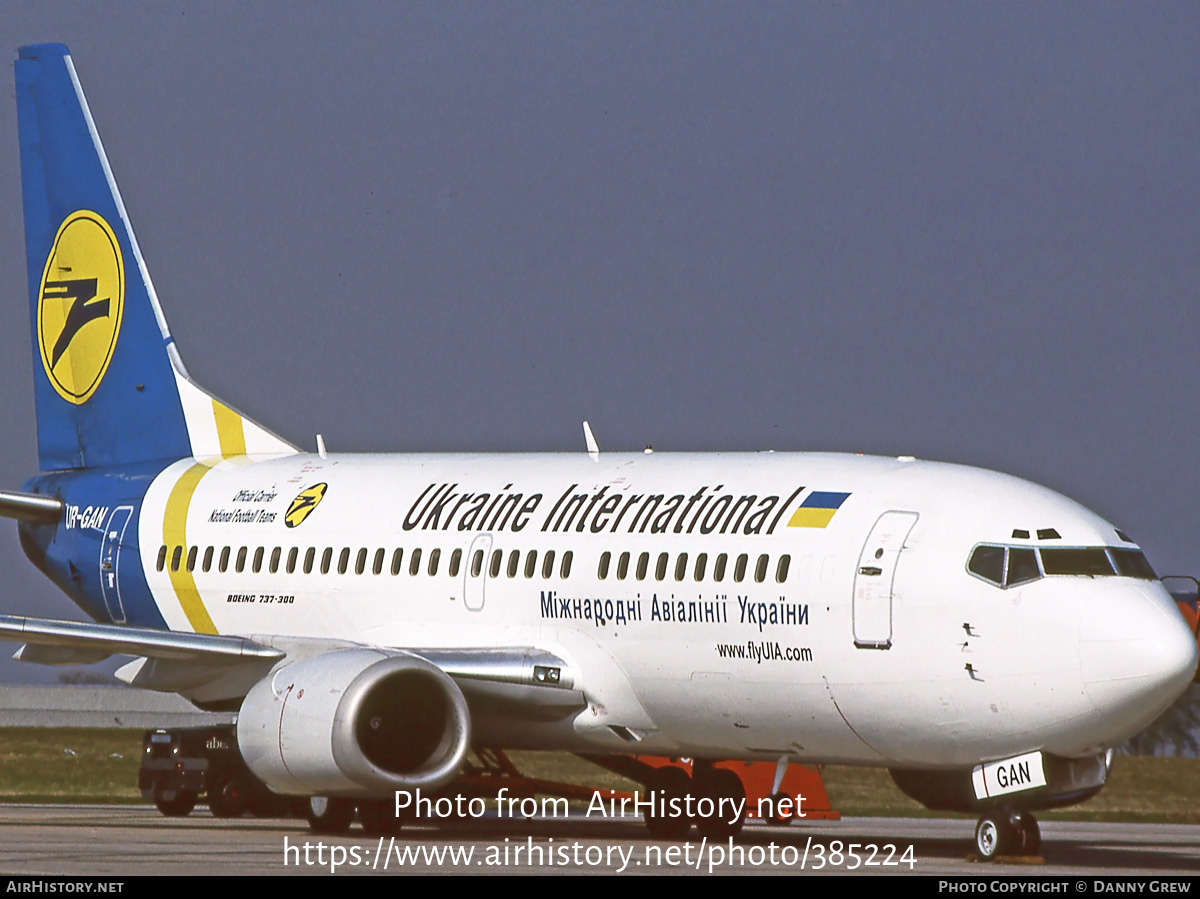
974;810;1041;861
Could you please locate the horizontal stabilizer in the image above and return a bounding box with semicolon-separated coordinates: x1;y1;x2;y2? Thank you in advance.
0;615;285;663
0;490;63;523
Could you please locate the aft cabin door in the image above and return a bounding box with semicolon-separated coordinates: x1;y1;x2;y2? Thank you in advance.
852;511;918;649
99;506;134;624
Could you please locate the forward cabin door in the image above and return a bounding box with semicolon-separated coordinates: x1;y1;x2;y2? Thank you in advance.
852;511;919;649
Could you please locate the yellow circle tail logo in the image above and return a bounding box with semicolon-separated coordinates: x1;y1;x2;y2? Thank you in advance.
285;483;328;528
37;210;125;405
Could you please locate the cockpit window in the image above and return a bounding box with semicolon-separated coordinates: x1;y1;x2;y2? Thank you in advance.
968;545;1004;585
1040;548;1115;577
968;544;1043;588
969;543;1159;589
1005;548;1041;587
1109;549;1157;580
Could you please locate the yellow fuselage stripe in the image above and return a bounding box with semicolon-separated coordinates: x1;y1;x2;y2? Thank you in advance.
212;399;247;458
163;461;218;634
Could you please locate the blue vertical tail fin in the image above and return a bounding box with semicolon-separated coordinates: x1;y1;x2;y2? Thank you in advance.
15;43;295;470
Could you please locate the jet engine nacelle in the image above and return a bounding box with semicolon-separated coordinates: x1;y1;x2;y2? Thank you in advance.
237;648;471;797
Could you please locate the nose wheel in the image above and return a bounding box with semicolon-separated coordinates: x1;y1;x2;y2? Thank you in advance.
1014;812;1041;856
974;811;1040;860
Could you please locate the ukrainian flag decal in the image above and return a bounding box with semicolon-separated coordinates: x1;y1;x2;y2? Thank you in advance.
787;492;851;528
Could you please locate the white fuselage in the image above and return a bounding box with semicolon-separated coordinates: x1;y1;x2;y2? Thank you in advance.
136;450;1197;769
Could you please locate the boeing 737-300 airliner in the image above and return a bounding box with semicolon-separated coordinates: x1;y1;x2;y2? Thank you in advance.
2;44;1196;860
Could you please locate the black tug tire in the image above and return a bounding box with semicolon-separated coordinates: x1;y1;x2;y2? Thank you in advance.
305;796;356;835
247;791;292;818
207;776;249;818
154;787;196;818
643;766;694;840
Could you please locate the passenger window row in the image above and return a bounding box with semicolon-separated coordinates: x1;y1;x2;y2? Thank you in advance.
596;550;790;584
967;544;1158;589
475;548;573;580
155;545;575;579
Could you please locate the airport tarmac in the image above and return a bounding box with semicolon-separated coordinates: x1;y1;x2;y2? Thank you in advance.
0;805;1197;876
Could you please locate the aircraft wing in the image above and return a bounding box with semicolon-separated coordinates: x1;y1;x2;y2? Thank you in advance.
401;647;584;717
0;614;584;713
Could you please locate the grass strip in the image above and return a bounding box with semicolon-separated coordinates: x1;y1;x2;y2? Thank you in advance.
0;730;1195;822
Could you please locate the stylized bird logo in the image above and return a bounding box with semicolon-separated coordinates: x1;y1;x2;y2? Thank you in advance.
285;483;328;528
43;277;111;367
36;210;124;404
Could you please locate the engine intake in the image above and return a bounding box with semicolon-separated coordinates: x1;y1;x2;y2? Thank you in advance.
237;648;471;797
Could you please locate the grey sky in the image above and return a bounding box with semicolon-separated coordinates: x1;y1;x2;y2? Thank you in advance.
1;4;1197;682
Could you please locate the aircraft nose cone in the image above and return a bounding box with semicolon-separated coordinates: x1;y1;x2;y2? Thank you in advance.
1079;583;1198;739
